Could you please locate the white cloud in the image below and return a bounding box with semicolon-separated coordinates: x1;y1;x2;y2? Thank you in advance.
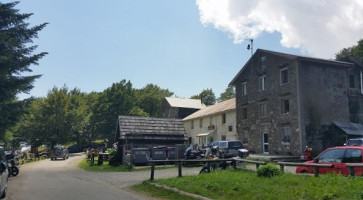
196;0;363;58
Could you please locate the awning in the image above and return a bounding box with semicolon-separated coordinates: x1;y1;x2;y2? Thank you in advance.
196;130;215;137
333;121;363;136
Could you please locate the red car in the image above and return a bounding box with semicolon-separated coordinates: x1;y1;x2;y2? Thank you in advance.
296;146;363;176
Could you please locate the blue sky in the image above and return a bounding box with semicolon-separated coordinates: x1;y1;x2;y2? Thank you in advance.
10;0;363;100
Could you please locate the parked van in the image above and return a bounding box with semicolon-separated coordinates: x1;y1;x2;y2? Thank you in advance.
211;140;247;158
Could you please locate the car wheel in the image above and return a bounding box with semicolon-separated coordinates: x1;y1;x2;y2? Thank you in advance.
0;183;7;199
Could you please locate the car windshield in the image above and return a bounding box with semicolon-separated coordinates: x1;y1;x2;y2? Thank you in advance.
228;141;243;149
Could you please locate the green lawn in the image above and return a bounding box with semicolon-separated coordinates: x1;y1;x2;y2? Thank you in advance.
134;170;363;200
78;159;176;172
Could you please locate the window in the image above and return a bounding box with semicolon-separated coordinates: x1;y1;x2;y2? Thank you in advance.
191;120;194;129
281;127;291;143
228;125;233;132
242;107;247;120
199;119;203;128
221;135;226;141
317;149;345;163
259;102;267;117
280;68;289;84
222;114;226;124
242;129;249;143
343;149;362;163
350;75;355;88
259;76;266;91
241;82;247;96
260;56;266;70
281;99;290;114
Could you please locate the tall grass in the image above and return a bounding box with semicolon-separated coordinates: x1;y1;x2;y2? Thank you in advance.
150;170;363;200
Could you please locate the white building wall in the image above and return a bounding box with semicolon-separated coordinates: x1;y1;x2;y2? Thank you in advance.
183;110;237;146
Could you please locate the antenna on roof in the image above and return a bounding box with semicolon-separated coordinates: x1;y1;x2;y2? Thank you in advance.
246;39;253;57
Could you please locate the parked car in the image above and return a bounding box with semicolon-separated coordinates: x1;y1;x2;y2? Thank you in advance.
211;140;247;158
51;146;69;160
345;138;363;146
296;146;363;176
0;149;8;199
67;145;80;153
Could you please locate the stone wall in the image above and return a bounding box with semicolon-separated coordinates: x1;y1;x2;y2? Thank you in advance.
235;51;300;155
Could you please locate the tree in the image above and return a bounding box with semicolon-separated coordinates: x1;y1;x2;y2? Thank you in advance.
134;84;173;117
336;39;363;62
191;89;216;106
92;80;135;140
218;86;236;102
0;2;47;138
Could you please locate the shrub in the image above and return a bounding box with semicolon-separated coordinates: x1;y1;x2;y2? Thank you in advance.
256;164;282;178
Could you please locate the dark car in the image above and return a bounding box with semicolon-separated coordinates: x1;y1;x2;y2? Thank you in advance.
0;149;8;199
68;145;80;153
51;146;69;160
296;146;363;176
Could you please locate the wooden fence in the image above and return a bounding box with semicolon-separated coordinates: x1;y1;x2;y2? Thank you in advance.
149;158;267;181
149;159;363;180
277;161;333;177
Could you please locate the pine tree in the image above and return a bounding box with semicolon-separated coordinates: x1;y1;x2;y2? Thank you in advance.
0;2;48;137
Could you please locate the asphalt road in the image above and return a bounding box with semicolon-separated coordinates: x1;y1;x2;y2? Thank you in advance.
5;154;201;200
5;154;296;200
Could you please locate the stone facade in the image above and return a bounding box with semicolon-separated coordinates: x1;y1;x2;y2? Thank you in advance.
230;49;362;155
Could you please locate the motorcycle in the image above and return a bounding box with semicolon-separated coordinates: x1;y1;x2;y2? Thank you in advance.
5;152;20;177
184;145;204;160
199;147;249;173
300;146;313;161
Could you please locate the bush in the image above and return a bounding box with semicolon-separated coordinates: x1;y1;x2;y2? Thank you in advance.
256;164;282;178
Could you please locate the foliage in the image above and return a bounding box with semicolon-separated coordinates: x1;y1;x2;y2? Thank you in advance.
91;80;134;141
16;86;92;147
190;88;216;106
256;164;282;178
134;84;173;117
149;170;363;200
14;79;174;147
217;86;236;102
129;106;149;117
0;1;47;139
336;38;363;62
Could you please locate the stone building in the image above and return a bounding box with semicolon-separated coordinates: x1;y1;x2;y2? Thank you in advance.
161;97;206;119
183;98;237;146
229;49;363;155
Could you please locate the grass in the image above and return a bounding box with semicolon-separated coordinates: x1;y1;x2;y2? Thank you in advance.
78;159;177;172
134;170;363;200
132;182;196;200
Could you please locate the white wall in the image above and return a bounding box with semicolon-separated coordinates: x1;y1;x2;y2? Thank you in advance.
183;110;237;146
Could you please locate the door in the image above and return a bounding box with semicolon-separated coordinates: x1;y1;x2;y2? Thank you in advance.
316;148;346;174
262;133;269;154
